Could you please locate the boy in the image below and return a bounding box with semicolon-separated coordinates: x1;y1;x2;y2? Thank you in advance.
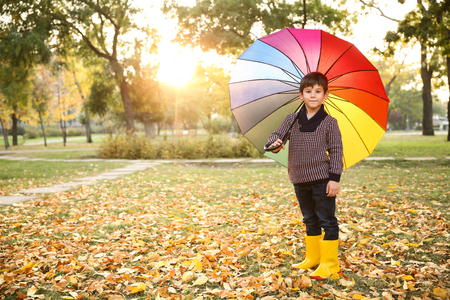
266;72;343;280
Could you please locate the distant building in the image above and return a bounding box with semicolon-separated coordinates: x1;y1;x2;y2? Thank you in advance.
433;114;449;130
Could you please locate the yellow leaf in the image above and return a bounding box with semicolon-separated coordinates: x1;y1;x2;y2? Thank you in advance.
27;286;38;297
405;243;420;247
257;228;264;234
69;277;77;285
192;276;208;286
352;295;364;299
62;297;74;300
407;209;419;213
383;241;393;247
402;275;415;281
339;277;355;287
190;258;203;272
181;260;192;267
182;271;194;282
434;287;448;298
18;262;34;272
128;283;146;294
359;238;370;245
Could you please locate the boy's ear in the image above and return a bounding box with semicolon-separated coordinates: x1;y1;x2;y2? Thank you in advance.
324;90;329;99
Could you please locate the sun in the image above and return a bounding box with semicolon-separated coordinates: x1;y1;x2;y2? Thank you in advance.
156;44;199;87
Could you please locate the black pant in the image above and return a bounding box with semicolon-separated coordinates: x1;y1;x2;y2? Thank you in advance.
294;181;339;240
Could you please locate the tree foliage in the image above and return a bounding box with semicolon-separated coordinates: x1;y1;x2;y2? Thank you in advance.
163;0;355;55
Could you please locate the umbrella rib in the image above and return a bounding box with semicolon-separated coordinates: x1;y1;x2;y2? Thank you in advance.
241;97;301;135
322;44;355;78
329;84;390;102
229;79;299;108
232;90;299;114
286;29;312;74
237;58;303;82
253;39;306;78
325;95;372;156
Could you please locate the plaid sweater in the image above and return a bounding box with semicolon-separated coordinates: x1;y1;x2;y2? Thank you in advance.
268;106;343;185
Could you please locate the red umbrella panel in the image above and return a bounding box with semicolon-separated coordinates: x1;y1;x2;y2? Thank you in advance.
229;28;390;169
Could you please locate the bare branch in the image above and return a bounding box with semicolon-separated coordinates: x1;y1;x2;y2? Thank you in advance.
70;23;113;61
358;0;401;23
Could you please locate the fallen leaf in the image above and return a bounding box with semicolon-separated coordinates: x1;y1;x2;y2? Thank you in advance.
127;282;146;294
433;287;448;298
192;276;208;286
402;275;415;281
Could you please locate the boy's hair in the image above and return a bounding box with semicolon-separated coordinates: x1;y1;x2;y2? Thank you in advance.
299;72;329;93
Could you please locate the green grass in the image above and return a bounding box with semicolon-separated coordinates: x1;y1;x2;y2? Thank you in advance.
0;134;107;148
372;132;450;158
0;160;129;195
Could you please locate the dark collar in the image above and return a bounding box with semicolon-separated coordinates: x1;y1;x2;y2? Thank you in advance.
297;104;328;132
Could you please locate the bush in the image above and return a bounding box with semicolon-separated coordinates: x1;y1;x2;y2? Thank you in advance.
66;127;86;137
45;127;62;137
98;134;263;160
204;118;231;135
24;126;41;139
7;126;25;136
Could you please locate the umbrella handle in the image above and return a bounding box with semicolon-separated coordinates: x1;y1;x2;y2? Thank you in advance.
264;104;303;152
264;144;284;152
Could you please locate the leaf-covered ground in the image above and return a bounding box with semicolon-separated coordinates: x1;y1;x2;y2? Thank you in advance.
0;160;449;299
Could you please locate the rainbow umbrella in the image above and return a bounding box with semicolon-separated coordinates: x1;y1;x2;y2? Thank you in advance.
229;28;390;169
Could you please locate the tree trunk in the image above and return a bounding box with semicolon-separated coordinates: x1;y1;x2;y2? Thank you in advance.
119;78;135;134
447;55;450;142
11;112;18;146
420;43;434;136
1;119;9;149
405;112;410;132
157;123;162;135
143;118;155;139
111;60;135;134
73;71;92;143
384;75;397;97
84;104;93;143
60;119;67;146
38;109;47;147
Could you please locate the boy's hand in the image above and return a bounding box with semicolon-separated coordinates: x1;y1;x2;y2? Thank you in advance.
326;180;339;197
269;139;285;153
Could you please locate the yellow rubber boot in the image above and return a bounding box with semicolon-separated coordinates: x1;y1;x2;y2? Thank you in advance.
309;240;341;280
292;234;323;270
309;239;340;280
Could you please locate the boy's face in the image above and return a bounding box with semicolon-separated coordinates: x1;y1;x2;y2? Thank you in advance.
299;84;329;112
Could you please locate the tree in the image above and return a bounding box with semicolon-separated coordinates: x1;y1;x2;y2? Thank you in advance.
163;0;355;56
0;94;12;149
30;65;54;146
359;0;450;136
0;0;53;145
432;0;450;141
127;38;166;138
52;64;83;146
51;0;161;134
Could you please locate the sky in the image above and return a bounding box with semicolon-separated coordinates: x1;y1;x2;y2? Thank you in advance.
134;0;448;101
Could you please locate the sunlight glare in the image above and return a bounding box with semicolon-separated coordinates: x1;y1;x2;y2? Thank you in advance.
156;45;198;87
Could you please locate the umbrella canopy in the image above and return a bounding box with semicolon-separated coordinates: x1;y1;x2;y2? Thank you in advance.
229;28;390;169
